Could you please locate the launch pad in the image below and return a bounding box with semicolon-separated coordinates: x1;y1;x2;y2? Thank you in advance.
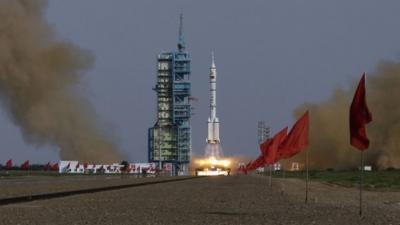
194;156;231;176
195;145;230;176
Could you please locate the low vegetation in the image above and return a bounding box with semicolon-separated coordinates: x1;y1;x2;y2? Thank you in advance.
0;170;60;178
266;170;400;191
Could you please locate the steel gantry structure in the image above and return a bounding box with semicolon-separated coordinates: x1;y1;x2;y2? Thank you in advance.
148;14;192;175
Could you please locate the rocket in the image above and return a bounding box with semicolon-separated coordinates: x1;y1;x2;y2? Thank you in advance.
207;53;220;144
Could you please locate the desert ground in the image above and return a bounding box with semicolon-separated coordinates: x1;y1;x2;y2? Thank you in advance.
0;174;399;225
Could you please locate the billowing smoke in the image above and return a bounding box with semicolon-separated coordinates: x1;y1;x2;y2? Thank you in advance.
0;0;121;162
287;61;400;170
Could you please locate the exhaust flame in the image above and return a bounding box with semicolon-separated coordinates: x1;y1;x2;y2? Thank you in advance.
195;156;231;168
193;144;232;176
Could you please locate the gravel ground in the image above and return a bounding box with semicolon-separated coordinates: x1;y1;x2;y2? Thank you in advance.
0;175;175;199
0;175;399;225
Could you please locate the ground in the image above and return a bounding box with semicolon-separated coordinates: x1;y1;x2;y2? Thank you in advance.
0;175;399;225
270;170;400;190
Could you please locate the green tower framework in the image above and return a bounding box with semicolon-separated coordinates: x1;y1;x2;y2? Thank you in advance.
148;14;191;175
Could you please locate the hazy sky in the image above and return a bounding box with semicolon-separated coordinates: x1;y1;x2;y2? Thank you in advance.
1;0;400;164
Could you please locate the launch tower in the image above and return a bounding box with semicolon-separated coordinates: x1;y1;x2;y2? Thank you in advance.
148;14;192;175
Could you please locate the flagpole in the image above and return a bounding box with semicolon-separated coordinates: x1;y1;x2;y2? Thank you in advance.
269;164;272;188
350;72;371;216
360;72;366;216
305;148;309;204
281;161;286;195
359;151;364;216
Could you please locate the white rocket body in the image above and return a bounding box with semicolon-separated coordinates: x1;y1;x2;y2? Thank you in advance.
207;54;220;144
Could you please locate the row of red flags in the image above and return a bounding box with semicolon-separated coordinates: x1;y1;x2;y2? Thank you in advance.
240;73;372;173
3;160;59;171
4;160;30;170
240;110;309;173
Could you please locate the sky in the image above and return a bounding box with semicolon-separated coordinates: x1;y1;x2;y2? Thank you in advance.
1;0;400;164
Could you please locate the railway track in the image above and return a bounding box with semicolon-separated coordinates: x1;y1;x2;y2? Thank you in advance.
0;176;203;206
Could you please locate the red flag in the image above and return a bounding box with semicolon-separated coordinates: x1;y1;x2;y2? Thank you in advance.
255;155;265;168
51;163;59;171
238;165;245;173
350;73;372;150
244;161;252;174
245;161;252;170
44;162;51;171
278;111;309;159
20;160;29;170
260;138;272;155
263;127;288;164
83;163;88;169
6;159;12;169
248;155;265;171
248;160;256;171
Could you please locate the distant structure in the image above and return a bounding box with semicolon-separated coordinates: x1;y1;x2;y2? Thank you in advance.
257;121;270;144
207;53;220;144
148;14;192;176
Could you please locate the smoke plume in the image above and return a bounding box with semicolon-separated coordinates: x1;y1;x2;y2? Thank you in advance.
0;0;121;162
287;61;400;170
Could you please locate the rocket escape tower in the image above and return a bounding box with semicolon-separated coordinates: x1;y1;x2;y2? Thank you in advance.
148;14;192;175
